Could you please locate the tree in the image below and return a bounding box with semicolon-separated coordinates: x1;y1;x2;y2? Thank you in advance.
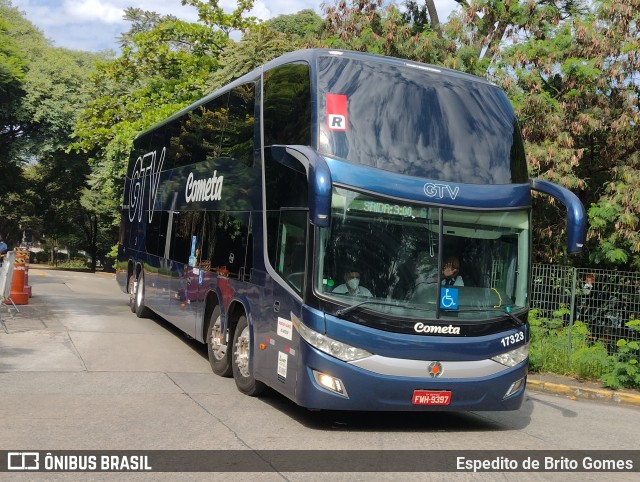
265;9;324;39
0;1;104;257
207;25;303;91
181;0;257;38
580;0;640;268
0;14;26;169
318;0;456;63
487;0;640;268
73;1;262;265
0;1;30;239
20;45;106;263
117;7;179;46
0;14;26;243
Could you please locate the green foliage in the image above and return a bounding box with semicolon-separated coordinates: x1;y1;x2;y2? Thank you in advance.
0;2;30;237
0;16;26;119
207;25;302;91
529;307;571;373
318;0;455;65
602;320;640;389
490;0;640;269
55;259;93;270
181;0;257;37
572;344;612;380
0;0;104;258
530;309;640;389
528;307;611;379
265;9;323;38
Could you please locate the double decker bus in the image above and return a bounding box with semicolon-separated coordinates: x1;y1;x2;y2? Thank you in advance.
117;49;586;411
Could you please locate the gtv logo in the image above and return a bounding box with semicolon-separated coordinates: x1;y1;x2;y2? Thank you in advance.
128;147;165;224
423;182;460;200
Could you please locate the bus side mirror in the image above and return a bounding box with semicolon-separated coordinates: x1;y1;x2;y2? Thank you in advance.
530;178;587;254
286;146;332;227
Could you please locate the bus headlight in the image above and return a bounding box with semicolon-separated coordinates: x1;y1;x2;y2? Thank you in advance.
312;370;348;397
297;321;372;362
491;343;529;367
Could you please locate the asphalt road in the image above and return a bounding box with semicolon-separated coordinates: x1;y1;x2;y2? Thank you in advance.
1;268;639;480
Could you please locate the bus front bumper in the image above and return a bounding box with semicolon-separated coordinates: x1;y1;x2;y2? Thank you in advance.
294;343;528;411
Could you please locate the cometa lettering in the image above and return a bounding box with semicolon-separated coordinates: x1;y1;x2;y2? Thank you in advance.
414;322;461;335
185;171;224;202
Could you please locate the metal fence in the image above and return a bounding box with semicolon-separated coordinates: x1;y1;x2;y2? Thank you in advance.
530;264;640;350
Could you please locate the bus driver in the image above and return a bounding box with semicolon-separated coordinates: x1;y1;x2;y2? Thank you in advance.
332;269;373;297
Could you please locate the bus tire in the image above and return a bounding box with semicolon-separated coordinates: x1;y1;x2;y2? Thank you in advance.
127;274;136;313
135;272;150;318
207;306;232;377
231;315;265;396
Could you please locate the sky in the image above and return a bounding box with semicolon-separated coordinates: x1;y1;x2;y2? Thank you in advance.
9;0;460;53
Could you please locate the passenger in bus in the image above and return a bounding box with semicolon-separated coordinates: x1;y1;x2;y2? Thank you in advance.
441;256;464;286
407;255;464;302
332;269;373;297
417;255;464;287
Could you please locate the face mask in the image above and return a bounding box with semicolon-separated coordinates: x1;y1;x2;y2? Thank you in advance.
347;278;360;291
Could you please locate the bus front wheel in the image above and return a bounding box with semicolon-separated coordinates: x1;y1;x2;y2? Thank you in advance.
231;315;265;396
207;306;232;377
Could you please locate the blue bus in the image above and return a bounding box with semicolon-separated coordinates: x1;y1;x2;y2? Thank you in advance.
117;49;586;411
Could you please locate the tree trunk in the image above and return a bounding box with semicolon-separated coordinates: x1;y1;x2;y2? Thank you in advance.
90;214;97;272
425;0;440;29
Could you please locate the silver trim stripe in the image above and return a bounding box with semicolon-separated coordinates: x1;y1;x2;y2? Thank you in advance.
349;355;509;379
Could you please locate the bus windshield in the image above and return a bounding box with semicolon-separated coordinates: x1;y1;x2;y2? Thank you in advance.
317;55;528;185
316;187;530;322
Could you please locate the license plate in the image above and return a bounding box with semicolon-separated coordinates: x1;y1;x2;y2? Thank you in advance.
412;390;452;406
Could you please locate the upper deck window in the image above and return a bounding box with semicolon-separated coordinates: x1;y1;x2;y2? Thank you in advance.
317;56;528;185
263;62;312;147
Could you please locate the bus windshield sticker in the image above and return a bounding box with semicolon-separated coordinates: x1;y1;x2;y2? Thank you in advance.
326;93;348;131
277;317;293;341
440;287;459;310
189;236;197;267
277;352;288;381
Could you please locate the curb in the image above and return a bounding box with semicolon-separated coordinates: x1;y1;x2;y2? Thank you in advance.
527;378;640;407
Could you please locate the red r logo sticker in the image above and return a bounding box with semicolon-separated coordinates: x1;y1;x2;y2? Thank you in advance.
326;94;348;131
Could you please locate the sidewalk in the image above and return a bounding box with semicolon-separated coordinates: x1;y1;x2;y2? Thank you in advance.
2;281;640;408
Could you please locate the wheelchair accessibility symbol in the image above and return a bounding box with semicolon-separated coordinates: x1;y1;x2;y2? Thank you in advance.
440;287;459;310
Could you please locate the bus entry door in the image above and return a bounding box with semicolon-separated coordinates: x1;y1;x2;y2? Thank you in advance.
267;210;308;397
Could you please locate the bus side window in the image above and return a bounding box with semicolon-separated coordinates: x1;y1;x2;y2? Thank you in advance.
263;62;311;147
203;212;250;280
223;84;256;167
276;211;307;294
170;212;204;265
264;148;309;295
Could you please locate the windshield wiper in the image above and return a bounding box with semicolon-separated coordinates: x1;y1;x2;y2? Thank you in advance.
453;306;525;327
334;300;401;317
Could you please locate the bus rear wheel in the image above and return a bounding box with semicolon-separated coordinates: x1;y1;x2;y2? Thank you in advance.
231;315;265;396
127;274;136;313
135;272;149;318
207;306;232;377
